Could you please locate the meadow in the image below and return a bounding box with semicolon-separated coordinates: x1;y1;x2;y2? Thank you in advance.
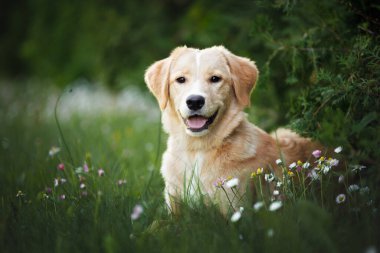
1;1;379;252
0;82;378;253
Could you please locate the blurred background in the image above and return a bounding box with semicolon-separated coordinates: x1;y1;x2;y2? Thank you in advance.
0;1;379;252
1;0;379;160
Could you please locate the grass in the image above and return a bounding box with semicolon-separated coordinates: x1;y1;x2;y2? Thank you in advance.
0;83;379;253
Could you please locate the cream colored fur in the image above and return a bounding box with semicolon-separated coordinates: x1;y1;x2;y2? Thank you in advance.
145;46;321;214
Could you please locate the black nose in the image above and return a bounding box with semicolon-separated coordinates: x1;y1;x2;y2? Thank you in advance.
186;95;205;111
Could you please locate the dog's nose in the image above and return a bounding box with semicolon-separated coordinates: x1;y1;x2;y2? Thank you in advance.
186;95;205;111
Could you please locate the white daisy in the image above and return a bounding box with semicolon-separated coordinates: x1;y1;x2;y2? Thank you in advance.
253;201;264;211
334;146;343;153
336;194;346;204
269;201;283;211
225;178;239;188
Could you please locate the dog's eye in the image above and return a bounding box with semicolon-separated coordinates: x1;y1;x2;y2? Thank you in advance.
176;77;186;84
210;76;221;83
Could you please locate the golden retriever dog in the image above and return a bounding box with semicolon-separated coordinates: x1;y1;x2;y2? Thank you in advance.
145;46;321;214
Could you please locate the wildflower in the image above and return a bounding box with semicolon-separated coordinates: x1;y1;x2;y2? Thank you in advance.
80;183;86;189
213;177;226;188
269;201;283;211
117;179;127;186
276;181;283;188
312;150;322;158
54;178;66;187
322;165;331;175
226;178;239;188
334;146;343;153
289;162;296;169
273;190;279;196
319;156;325;162
49;146;61;157
338;175;344;184
131;204;144;221
98;169;105;177
45;187;52;194
287;171;294;177
297;160;303;166
275;159;282;165
83;163;89;173
57;163;65;171
329;158;339;167
302;162;310;169
231;208;244;222
351;165;366;173
16;190;25;198
253;201;265;211
336;194;346;204
264;173;275;182
308;169;319;181
256;168;264;175
250;172;256;178
348;184;360;192
60;194;66;200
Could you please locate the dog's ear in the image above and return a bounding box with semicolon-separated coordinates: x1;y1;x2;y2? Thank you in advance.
218;46;259;108
145;58;171;110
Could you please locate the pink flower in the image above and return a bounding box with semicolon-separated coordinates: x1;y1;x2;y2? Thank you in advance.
45;187;52;194
57;163;65;171
98;169;105;177
213;177;226;188
131;204;144;220
83;163;89;173
312;150;322;158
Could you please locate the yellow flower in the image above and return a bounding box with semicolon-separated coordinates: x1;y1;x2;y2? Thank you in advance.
227;175;233;181
297;160;303;166
251;172;257;178
319;156;325;162
257;168;264;175
287;171;294;177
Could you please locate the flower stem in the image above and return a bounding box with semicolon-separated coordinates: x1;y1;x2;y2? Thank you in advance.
221;186;235;211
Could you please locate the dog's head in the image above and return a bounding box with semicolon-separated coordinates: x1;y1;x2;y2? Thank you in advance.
145;46;259;137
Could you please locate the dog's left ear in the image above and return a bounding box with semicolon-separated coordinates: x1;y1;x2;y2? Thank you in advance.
217;46;259;108
145;58;171;111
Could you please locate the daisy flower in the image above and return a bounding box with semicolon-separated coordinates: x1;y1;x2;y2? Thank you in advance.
336;194;346;204
226;178;239;188
49;146;61;157
253;201;264;212
131;204;144;220
269;201;283;211
98;169;105;177
334;146;343;153
348;184;360;192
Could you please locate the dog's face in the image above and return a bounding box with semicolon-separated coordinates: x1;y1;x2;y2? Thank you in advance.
145;46;258;137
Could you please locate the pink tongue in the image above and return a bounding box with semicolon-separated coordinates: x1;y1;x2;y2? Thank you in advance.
186;116;208;129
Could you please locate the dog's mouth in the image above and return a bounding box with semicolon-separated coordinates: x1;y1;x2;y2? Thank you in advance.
184;110;219;132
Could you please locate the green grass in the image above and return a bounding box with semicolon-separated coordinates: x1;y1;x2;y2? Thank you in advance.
0;84;379;253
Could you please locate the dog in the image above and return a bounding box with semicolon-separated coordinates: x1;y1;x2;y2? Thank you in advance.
145;46;321;214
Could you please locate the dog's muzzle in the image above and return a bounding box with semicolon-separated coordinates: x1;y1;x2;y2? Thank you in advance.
183;109;219;132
